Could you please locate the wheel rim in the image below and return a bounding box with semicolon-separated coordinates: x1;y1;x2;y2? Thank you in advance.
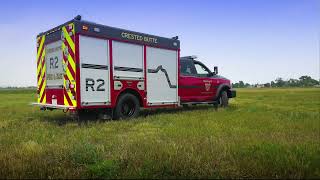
121;99;135;117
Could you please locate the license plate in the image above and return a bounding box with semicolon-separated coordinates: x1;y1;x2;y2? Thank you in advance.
52;99;57;105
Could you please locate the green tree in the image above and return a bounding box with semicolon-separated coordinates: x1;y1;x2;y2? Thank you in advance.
299;76;319;87
239;81;245;88
275;78;285;87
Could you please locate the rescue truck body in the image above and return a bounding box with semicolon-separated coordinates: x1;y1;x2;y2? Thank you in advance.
33;16;236;119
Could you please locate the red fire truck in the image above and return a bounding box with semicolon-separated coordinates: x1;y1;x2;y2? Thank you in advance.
33;16;236;119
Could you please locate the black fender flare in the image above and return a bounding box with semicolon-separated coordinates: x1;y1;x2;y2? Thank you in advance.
214;84;231;100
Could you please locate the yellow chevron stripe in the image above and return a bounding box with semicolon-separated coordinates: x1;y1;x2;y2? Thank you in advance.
68;91;74;101
66;69;75;82
37;50;46;87
42;94;46;103
39;94;46;104
68;54;76;73
62;23;76;107
37;37;46;104
38;76;43;89
39;62;46;99
38;79;46;103
39;81;46;100
37;47;46;79
37;36;45;78
64;95;70;106
38;65;46;87
37;62;41;76
37;36;45;61
62;27;75;53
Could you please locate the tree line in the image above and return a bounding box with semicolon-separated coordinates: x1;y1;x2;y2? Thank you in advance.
232;75;320;88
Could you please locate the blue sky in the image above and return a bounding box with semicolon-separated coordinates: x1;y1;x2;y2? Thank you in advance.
0;0;319;86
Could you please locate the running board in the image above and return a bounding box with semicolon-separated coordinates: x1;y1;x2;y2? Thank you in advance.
181;101;218;105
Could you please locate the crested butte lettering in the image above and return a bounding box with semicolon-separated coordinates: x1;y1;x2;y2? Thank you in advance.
121;32;158;44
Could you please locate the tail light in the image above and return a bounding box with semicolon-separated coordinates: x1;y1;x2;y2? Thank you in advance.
69;84;76;100
69;84;75;89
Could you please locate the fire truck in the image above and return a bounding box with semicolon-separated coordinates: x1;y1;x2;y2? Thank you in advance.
33;16;236;120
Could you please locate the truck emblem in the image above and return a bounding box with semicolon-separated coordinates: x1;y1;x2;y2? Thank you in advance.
205;83;211;91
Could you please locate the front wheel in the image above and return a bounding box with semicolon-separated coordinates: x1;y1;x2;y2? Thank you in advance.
113;93;140;120
219;91;229;108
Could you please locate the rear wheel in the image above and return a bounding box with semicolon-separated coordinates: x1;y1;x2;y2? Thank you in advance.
219;91;229;108
113;93;140;120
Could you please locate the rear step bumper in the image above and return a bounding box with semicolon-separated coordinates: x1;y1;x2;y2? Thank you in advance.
31;103;75;110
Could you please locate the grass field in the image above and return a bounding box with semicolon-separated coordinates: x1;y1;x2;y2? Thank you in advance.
0;88;319;178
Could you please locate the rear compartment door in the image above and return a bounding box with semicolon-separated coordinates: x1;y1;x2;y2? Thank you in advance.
79;35;110;106
146;47;178;105
44;40;64;105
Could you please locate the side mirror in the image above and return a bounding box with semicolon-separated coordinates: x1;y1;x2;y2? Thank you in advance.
214;66;218;75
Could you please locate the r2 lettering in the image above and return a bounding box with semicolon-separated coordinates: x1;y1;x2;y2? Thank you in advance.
49;56;59;69
86;78;105;91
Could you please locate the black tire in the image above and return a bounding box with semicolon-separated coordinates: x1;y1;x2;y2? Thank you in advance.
113;93;140;120
219;91;229;108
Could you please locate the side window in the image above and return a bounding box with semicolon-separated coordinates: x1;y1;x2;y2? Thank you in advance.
180;60;196;76
194;63;210;77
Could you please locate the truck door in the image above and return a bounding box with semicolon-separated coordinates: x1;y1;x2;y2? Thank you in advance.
179;60;204;102
79;36;110;106
44;40;64;105
193;61;215;101
146;47;178;105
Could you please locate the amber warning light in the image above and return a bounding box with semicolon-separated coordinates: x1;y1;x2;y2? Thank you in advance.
82;25;88;31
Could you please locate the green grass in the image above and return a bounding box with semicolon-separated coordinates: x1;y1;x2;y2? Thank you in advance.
0;88;319;178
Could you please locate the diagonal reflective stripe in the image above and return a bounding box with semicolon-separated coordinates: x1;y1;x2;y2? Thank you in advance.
63;88;73;106
64;95;70;106
39;65;46;85
68;90;76;105
37;36;45;61
39;78;46;103
37;49;46;76
68;54;76;73
39;80;46;97
40;93;46;103
38;61;46;87
62;27;75;53
64;74;76;107
66;69;75;82
42;94;46;103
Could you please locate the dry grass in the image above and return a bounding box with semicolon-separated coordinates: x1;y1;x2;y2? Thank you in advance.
0;88;319;178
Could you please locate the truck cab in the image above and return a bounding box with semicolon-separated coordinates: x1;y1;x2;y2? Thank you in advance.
179;56;236;106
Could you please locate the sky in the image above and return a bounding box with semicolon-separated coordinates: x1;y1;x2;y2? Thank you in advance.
0;0;319;86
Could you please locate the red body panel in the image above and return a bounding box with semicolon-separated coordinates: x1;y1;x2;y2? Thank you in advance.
46;89;64;105
179;76;230;102
112;80;145;106
179;76;204;102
